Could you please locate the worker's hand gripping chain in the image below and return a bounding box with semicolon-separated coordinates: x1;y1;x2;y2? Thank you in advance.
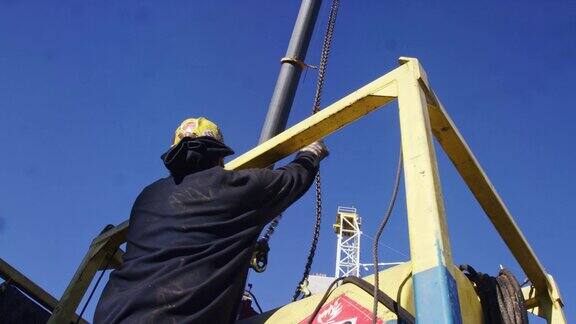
300;141;329;160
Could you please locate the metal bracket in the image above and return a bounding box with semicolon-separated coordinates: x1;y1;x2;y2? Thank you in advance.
280;56;317;69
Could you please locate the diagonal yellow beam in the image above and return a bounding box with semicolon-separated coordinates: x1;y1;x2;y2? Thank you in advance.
425;87;550;292
411;58;565;321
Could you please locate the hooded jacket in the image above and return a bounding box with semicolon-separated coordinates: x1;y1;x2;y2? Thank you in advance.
94;141;320;323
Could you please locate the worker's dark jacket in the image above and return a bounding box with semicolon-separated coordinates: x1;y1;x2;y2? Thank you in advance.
94;151;319;323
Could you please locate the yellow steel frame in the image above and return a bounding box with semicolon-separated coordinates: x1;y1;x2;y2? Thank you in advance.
49;57;565;323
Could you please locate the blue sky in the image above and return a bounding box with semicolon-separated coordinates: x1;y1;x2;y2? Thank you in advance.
0;0;574;321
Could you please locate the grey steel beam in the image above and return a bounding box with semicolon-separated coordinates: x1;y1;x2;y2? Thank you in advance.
259;0;322;143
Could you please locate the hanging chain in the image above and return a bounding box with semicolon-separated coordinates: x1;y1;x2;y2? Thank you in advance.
260;0;339;247
253;0;340;285
261;213;281;242
293;0;340;301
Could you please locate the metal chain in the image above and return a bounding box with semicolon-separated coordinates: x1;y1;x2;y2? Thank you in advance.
260;0;339;246
261;0;338;246
310;1;339;115
293;0;340;301
261;214;281;242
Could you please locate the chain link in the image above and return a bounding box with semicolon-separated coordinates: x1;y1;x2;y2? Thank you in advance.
261;214;281;242
261;0;339;245
293;172;323;300
293;0;339;301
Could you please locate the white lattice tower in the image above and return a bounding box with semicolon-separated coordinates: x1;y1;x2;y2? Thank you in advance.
333;206;361;277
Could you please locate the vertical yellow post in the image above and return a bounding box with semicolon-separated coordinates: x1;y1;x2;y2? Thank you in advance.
397;58;461;323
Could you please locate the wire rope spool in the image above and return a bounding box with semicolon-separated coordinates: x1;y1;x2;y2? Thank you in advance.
460;265;529;324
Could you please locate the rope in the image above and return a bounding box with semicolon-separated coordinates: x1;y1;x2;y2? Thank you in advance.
292;0;340;301
460;265;529;324
371;148;403;324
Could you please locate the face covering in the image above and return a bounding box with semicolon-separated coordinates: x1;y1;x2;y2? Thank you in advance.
161;136;234;176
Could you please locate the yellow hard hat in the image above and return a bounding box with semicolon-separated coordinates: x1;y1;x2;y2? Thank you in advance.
172;117;224;146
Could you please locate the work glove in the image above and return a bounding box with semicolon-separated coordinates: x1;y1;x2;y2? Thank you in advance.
300;140;329;161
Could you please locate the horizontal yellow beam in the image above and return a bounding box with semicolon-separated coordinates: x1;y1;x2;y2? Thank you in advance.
225;66;402;170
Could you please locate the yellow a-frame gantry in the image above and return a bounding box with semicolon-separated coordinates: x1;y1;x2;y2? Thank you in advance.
49;57;566;323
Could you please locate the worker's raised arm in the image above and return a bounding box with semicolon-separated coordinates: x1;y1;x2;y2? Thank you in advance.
252;141;329;223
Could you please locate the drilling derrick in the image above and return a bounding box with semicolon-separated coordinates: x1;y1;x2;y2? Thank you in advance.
333;206;361;277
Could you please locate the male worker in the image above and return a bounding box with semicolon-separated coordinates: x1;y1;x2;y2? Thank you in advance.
94;117;328;323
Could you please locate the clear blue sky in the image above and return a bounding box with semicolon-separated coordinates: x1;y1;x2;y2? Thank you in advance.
1;1;574;322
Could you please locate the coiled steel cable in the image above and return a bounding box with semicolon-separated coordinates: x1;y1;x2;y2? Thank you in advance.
460;265;529;324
